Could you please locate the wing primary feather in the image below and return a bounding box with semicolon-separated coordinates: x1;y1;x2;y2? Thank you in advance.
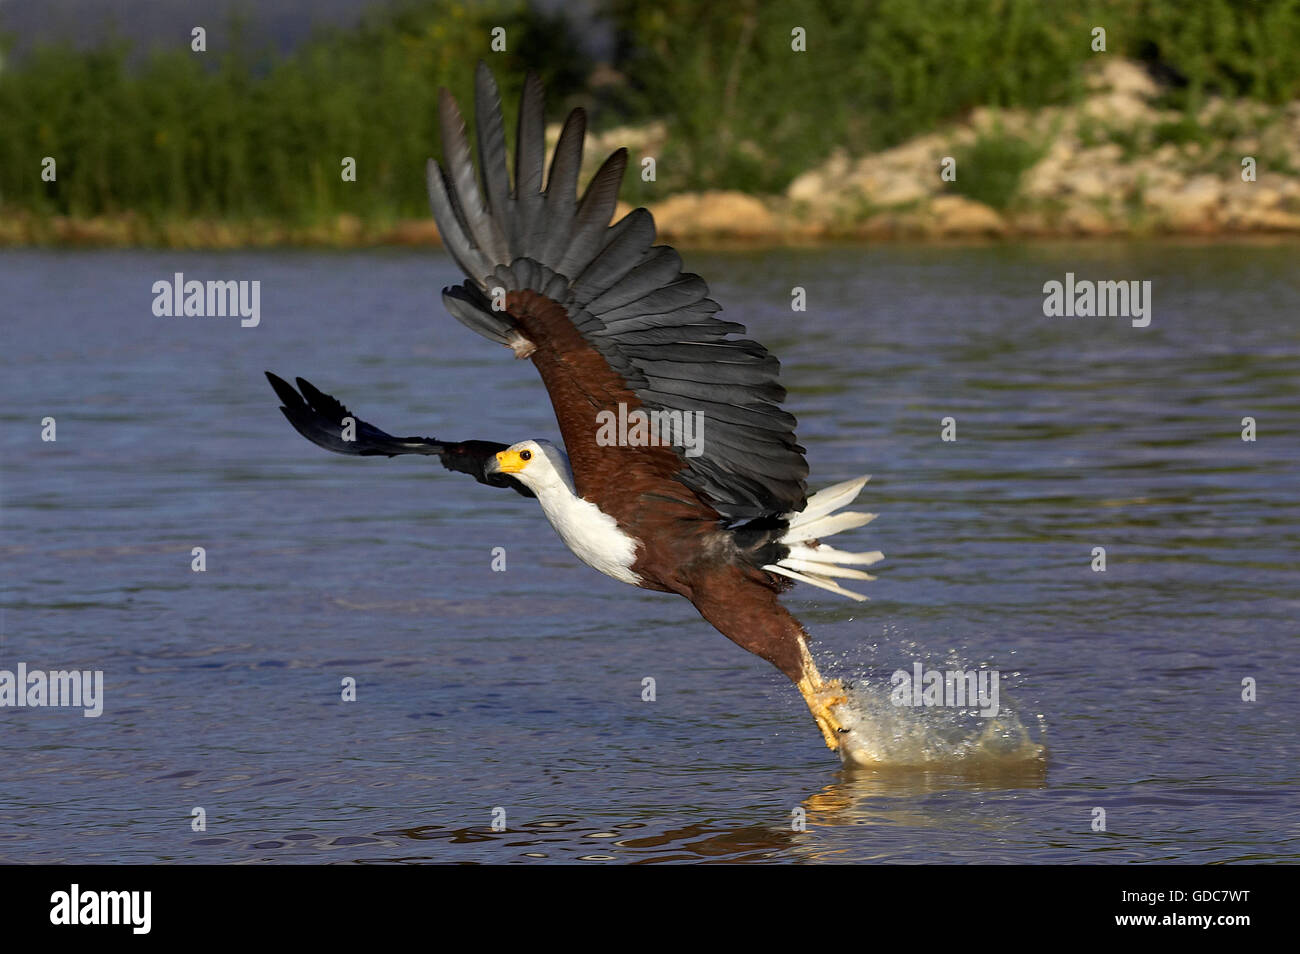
438;87;509;266
426;159;491;279
539;107;586;268
555;148;628;279
474;63;513;241
514;71;547;259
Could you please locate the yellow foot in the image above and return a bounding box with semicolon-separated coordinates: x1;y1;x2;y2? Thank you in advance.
799;676;849;751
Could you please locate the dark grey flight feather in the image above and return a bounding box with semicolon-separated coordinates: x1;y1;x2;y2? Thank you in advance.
600;324;747;346
555;148;628;281
427;159;491;281
426;64;810;520
474;64;513;242
570;208;657;304
514;72;548;259
265;372;533;498
438;88;509;267
539;108;586;268
583;246;683;312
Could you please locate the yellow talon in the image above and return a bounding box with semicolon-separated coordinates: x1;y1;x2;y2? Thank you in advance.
799;675;848;750
796;640;850;751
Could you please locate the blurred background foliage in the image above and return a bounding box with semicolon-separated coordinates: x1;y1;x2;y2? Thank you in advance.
2;0;1297;222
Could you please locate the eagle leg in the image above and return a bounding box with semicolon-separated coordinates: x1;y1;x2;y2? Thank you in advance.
795;639;848;749
689;567;851;752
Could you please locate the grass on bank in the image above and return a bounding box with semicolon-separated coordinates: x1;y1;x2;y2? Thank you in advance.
2;0;1298;233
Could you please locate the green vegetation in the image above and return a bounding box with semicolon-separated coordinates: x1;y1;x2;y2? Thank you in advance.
1;0;1298;233
0;1;588;223
947;129;1046;210
1152;114;1204;148
606;0;1092;201
1137;0;1300;110
607;0;1300;201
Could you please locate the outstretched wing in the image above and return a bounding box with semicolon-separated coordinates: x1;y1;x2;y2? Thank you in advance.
427;63;808;523
265;372;533;497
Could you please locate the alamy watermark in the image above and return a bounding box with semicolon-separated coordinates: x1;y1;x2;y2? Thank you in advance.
595;402;704;458
50;884;150;934
151;272;260;327
891;662;1000;718
1042;272;1151;328
0;663;104;717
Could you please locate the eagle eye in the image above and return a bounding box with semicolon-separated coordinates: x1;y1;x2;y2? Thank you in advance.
519;449;532;461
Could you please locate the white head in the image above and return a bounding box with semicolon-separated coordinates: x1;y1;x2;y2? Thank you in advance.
488;439;574;494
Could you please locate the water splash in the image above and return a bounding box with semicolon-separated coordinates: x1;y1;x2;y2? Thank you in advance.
833;675;1047;770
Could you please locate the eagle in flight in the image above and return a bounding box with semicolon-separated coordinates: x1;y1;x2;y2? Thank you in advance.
267;64;882;757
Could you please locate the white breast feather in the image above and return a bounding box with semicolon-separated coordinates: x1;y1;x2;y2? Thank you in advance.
535;490;642;586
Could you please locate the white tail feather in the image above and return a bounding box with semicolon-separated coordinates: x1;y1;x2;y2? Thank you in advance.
778;558;877;581
788;476;870;527
786;509;876;543
785;543;884;566
769;474;881;601
764;563;871;602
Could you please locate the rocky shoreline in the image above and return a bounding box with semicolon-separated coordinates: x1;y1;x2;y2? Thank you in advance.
772;59;1300;241
6;60;1298;248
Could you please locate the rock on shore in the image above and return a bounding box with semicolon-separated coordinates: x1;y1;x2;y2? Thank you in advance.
649;58;1300;242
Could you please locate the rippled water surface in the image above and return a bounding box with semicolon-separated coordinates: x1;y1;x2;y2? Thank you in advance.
2;242;1297;863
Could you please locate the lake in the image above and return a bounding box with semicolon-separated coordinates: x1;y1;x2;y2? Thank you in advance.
1;240;1297;863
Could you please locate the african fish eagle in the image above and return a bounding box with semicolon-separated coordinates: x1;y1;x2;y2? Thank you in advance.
266;64;883;755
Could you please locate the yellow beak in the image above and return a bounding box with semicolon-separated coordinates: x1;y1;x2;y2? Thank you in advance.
494;449;528;474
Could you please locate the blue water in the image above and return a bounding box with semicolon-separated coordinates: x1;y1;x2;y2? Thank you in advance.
2;241;1297;862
